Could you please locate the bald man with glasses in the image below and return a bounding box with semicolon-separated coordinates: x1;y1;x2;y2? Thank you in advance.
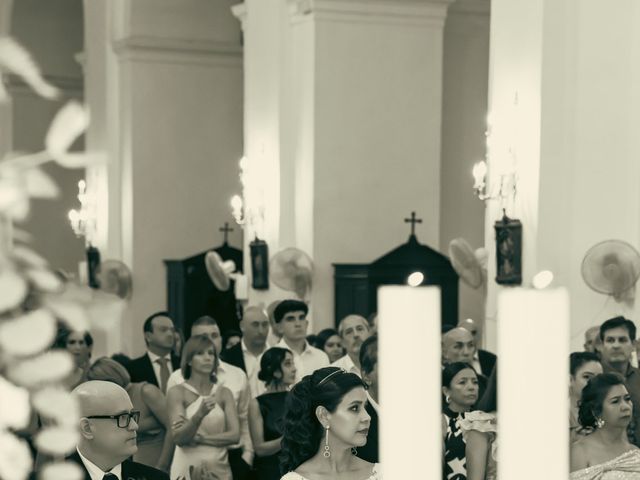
70;380;169;480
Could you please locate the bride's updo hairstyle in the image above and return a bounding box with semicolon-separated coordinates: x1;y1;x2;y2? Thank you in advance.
279;367;367;474
578;372;626;428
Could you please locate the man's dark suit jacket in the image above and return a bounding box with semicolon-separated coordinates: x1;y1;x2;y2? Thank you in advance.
125;353;180;388
68;450;169;480
356;401;379;464
478;349;497;377
220;343;246;373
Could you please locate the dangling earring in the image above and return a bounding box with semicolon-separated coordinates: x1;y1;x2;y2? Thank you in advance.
596;417;605;429
445;394;451;404
323;425;331;458
351;447;358;455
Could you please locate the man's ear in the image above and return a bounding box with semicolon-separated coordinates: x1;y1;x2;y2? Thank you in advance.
362;371;372;388
79;418;94;440
315;405;330;427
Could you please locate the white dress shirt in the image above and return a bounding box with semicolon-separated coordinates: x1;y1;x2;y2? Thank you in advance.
241;340;271;398
77;447;122;480
331;354;361;378
276;338;330;383
165;361;254;464
146;350;174;387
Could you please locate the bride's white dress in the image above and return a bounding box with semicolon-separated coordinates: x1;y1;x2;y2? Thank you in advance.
280;462;381;480
169;382;232;480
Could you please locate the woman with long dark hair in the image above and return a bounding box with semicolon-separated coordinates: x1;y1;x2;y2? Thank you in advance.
570;373;640;478
279;366;379;479
442;362;479;480
249;347;297;480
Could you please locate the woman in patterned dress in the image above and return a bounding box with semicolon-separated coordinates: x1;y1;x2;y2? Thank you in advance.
442;362;480;480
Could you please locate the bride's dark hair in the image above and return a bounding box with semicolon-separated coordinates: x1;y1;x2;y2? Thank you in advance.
279;367;367;474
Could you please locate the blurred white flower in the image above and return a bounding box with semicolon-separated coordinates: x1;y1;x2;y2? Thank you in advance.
0;165;29;220
0;36;60;102
0;309;56;357
0;268;28;312
35;426;79;456
24;167;59;199
8;351;74;388
43;298;89;332
33;387;79;427
0;430;33;480
11;245;48;268
41;462;83;480
45;101;89;159
0;376;30;429
25;268;63;293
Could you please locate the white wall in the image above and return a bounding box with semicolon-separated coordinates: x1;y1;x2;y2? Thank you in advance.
440;0;489;337
9;0;85;274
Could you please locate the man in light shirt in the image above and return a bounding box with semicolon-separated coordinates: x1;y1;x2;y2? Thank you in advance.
166;316;254;480
221;306;272;398
274;299;329;382
331;314;371;377
70;380;169;480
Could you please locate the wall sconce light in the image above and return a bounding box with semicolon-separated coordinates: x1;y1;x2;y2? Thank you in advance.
68;179;100;288
472;160;517;203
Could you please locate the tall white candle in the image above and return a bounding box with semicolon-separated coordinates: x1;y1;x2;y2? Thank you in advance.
497;287;569;479
378;286;441;479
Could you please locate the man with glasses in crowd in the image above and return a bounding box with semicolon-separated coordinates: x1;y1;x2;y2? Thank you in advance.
70;380;169;480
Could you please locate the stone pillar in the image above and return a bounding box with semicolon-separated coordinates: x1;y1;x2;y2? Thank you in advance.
485;0;640;351
84;0;244;354
238;0;453;330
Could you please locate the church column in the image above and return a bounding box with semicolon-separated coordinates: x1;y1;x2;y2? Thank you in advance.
84;0;244;354
485;0;640;351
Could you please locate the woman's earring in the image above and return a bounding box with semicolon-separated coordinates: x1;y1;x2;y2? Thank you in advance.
323;425;331;458
351;447;358;455
445;394;451;404
596;417;605;429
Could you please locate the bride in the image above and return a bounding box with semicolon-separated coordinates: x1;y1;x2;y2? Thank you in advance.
570;373;640;479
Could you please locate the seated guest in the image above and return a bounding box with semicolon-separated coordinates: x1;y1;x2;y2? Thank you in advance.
331;315;371;377
279;367;379;480
570;373;640;478
248;347;297;480
442;362;480;480
167;335;239;480
599;316;640;445
70;380;169;480
167;316;254;480
221;306;272;398
570;352;603;443
54;327;94;389
459;366;497;480
356;335;379;463
584;325;601;354
274;300;329;383
458;318;496;377
442;327;476;366
87;357;174;471
313;328;345;363
126;312;180;392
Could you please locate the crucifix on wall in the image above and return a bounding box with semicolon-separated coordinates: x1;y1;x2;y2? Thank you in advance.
219;222;233;245
404;211;422;236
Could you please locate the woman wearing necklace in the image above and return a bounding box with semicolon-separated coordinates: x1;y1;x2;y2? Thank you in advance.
249;347;297;480
167;335;240;480
570;373;640;479
279;366;380;480
442;362;480;480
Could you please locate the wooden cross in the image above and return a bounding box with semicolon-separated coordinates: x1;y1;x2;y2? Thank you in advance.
219;222;233;244
404;211;422;236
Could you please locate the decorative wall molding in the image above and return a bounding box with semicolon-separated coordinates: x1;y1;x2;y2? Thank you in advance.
112;35;242;68
288;0;455;27
448;0;490;16
4;73;83;96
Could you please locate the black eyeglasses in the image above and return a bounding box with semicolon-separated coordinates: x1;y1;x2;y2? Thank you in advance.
86;410;140;428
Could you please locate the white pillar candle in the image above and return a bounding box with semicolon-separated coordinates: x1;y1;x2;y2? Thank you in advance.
378;286;441;479
497;287;569;479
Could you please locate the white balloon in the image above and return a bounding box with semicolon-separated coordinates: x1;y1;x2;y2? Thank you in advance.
41;462;83;480
0;269;28;313
35;427;79;456
33;387;79;426
0;376;30;430
44;299;89;332
0;431;32;480
8;351;74;388
26;268;63;293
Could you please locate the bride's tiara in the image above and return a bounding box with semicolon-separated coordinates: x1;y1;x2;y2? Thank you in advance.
317;368;347;386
